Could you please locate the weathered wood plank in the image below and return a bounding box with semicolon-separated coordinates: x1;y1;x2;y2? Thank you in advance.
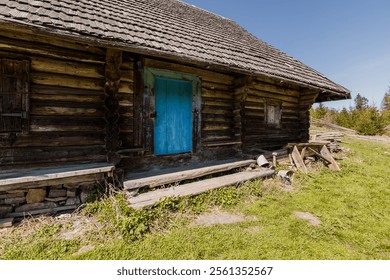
0;218;14;228
320;145;341;171
31;57;105;79
5;205;79;218
291;145;308;173
0;35;104;64
124;159;256;190
307;147;333;165
31;72;104;90
128;169;275;209
144;58;234;85
0;29;106;56
0;163;114;191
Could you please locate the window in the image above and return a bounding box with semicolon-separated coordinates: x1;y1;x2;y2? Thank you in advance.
265;99;282;128
0;58;30;133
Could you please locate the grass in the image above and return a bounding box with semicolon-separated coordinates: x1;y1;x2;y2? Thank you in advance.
1;138;389;260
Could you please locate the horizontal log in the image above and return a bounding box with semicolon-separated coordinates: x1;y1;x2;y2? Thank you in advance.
31;56;105;79
202;108;233;115
120;70;134;82
0;35;104;64
144;58;234;85
30;105;104;117
202;98;233;107
203;141;242;147
118;81;134;94
31;72;104;91
202;89;233;100
0;147;106;166
31;85;104;96
3;134;104;148
202;81;231;91
252;80;301;97
0;29;106;56
202;124;233;131
31;93;105;103
247;89;299;103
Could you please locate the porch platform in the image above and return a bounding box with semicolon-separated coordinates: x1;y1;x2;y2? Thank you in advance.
124;159;256;190
0;162;115;191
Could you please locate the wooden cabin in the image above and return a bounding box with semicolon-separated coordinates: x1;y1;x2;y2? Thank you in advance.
0;0;350;218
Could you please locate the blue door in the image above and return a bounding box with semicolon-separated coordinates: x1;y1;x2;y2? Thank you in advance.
154;77;193;155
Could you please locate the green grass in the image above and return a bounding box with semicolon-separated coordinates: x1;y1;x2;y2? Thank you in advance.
1;138;389;260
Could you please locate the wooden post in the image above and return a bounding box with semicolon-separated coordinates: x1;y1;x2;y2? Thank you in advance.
133;54;144;148
104;49;122;164
233;75;254;152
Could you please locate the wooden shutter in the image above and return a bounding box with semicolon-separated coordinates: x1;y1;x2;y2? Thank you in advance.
0;58;30;133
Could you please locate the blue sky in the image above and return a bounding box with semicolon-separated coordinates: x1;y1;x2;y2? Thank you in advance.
183;0;390;109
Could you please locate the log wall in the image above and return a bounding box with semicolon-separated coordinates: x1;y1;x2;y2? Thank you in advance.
0;30;107;169
242;78;305;151
0;29;318;173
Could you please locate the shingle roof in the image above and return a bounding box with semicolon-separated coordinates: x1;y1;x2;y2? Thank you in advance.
0;0;350;99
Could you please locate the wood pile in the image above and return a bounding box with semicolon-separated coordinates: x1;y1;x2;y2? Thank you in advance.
286;143;341;173
310;131;345;152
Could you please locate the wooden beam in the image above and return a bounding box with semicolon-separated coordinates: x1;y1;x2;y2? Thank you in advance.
128;168;275;209
0;163;115;191
124;159;256;190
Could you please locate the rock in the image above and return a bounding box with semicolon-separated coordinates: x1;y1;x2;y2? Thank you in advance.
26;188;47;204
293;211;321;226
80;191;94;204
66;189;78;198
0;206;13;218
0;192;25;200
45;197;67;202
3;196;26;205
48;188;67;198
79;182;96;191
15;202;58;213
65;197;81;206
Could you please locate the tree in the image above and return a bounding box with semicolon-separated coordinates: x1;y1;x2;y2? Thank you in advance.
354;93;369;110
381;86;390;111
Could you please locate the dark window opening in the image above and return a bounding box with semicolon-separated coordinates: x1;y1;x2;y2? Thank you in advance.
0;58;30;133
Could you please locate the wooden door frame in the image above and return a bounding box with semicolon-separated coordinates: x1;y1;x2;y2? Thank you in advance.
143;67;202;155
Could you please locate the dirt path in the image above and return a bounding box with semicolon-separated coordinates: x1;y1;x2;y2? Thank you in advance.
346;134;390;143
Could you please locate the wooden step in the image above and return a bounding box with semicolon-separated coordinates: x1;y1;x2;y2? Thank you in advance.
124;159;256;190
128;168;274;209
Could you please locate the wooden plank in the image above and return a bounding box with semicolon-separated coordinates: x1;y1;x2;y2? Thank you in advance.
0;218;14;228
0;163;114;190
5;205;78;218
308;147;333;165
291;145;308;173
124;159;256;190
128;169;275;209
300;147;307;158
320;145;341;171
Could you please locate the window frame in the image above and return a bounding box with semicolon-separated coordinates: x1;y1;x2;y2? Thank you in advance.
264;98;282;128
0;58;30;135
